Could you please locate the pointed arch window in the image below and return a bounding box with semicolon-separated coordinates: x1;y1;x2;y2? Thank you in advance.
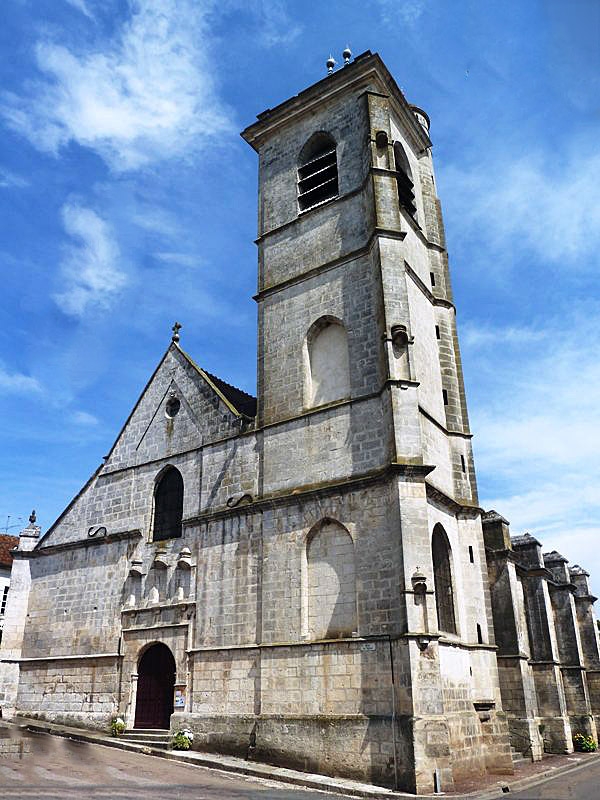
153;467;183;542
298;132;339;212
432;524;456;634
393;141;417;219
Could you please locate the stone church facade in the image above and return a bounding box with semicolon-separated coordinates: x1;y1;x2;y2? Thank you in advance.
1;51;599;794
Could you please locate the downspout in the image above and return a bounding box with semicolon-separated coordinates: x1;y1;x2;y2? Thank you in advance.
388;635;399;790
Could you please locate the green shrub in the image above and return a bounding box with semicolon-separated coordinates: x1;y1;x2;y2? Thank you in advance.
573;733;597;752
110;717;126;737
172;729;194;750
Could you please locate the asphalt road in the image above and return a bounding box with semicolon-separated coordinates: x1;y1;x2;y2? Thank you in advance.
510;753;600;799
3;729;600;799
0;730;334;800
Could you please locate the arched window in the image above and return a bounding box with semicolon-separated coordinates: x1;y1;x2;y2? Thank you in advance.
432;524;456;634
306;520;357;640
153;467;183;542
306;317;350;407
298;132;338;212
393;141;417;219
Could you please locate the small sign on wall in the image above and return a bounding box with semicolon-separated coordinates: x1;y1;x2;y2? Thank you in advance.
174;688;186;709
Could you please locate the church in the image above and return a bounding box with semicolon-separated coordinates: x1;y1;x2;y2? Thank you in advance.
1;50;599;795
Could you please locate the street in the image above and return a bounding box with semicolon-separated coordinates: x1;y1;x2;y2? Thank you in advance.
0;730;333;800
2;728;600;799
510;752;600;799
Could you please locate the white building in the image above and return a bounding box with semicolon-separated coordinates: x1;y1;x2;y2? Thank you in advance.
0;534;18;645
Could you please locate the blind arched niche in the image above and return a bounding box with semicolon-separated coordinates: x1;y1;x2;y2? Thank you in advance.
303;519;357;640
305;316;350;408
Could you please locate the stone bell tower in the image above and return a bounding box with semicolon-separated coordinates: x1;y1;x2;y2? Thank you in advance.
243;50;477;503
242;51;512;793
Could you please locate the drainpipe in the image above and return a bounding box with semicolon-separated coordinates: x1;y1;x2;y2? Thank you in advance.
388;635;399;791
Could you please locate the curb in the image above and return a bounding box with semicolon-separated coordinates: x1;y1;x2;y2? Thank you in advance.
8;718;600;799
10;718;410;799
472;752;600;799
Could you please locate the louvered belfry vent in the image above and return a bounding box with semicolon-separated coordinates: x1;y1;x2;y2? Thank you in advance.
393;141;417;219
298;134;339;212
396;169;417;218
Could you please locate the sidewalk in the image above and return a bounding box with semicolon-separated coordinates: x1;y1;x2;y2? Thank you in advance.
6;716;599;799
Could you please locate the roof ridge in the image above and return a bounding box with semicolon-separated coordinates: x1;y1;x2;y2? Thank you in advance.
203;369;256;402
175;344;256;418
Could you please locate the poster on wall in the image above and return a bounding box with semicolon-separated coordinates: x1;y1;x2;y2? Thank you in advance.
174;688;186;709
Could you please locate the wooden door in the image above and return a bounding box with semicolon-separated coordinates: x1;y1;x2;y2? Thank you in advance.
134;643;176;729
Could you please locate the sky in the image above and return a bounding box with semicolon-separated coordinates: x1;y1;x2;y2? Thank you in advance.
0;0;599;590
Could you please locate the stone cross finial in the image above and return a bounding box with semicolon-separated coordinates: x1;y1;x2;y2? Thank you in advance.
172;322;182;343
29;509;36;525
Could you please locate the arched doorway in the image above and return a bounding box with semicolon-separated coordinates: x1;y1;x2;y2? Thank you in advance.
134;643;176;729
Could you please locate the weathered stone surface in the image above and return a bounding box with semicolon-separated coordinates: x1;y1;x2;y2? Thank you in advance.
1;51;595;795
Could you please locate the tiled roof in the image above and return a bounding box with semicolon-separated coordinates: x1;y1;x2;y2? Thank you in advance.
0;534;19;568
203;371;257;418
176;345;257;418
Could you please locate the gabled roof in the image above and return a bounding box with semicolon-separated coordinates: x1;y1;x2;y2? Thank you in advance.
203;370;257;418
175;344;257;419
38;341;257;549
0;534;19;568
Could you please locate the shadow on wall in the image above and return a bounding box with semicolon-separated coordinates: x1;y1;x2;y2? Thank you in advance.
304;519;357;640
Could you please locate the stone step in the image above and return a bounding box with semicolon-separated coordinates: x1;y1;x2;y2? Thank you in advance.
121;729;170;745
510;746;530;766
119;738;171;750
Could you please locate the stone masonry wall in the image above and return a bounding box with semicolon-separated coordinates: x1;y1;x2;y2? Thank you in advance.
16;657;120;729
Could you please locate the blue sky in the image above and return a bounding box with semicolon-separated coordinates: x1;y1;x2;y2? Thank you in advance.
1;1;599;589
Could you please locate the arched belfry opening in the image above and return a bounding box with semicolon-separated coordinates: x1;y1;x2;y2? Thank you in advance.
298;131;339;211
134;642;176;729
393;141;417;219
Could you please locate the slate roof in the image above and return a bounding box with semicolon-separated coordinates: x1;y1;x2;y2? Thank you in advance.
0;534;19;568
177;345;257;418
203;371;257;418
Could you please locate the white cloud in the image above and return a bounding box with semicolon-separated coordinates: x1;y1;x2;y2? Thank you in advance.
0;168;29;189
0;365;41;394
254;0;302;46
153;251;200;268
378;0;427;26
64;0;94;20
467;312;600;587
73;410;99;425
461;322;547;349
2;0;232;171
473;327;600;472
441;144;600;267
53;202;127;316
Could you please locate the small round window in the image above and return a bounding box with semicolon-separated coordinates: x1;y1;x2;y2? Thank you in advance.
165;396;181;418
